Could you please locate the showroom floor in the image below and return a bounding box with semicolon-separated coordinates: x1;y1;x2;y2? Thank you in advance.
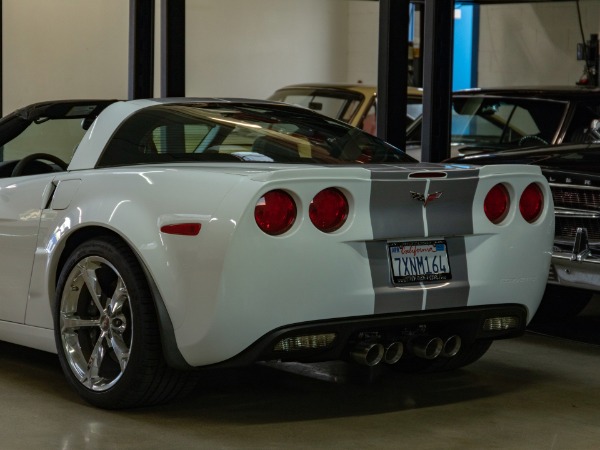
2;304;600;450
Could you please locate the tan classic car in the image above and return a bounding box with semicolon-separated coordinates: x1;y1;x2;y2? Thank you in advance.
268;83;423;136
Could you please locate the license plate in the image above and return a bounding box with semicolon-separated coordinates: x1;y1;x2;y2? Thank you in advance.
388;240;452;284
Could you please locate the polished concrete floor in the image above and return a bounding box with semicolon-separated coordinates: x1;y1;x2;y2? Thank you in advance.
2;307;600;450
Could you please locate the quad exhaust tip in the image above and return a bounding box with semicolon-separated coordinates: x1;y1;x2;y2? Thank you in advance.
410;336;443;360
383;341;404;365
442;335;462;357
351;342;384;366
351;335;461;366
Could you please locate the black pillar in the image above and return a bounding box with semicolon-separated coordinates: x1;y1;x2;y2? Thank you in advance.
420;0;455;162
413;3;424;88
128;0;155;100
377;0;410;151
0;0;3;116
161;0;185;97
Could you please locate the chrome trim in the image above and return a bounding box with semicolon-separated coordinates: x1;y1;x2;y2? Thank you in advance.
554;207;600;219
571;227;591;261
550;227;600;291
549;182;600;191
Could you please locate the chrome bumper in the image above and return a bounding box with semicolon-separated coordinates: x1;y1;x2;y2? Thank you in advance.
550;227;600;291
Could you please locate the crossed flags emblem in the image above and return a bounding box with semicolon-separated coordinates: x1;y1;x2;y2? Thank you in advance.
410;191;443;207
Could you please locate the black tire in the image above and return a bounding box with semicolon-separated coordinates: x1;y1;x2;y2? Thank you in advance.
531;285;593;323
54;236;197;409
390;339;493;373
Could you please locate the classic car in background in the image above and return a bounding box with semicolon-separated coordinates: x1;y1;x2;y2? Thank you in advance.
0;98;553;408
407;86;600;160
446;133;600;320
267;83;423;135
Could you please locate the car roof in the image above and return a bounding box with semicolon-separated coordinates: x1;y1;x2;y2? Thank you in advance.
7;99;118;121
454;85;600;100
273;83;423;97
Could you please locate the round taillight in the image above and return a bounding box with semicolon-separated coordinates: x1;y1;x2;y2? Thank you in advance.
484;183;510;224
254;190;296;235
309;188;349;233
520;183;544;223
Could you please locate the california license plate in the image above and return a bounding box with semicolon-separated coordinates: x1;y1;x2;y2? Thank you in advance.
388;240;451;284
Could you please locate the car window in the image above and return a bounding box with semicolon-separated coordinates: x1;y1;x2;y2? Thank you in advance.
98;102;414;166
152;124;214;153
1;118;86;163
407;102;423;122
360;103;377;135
451;97;567;146
564;102;600;143
268;89;364;123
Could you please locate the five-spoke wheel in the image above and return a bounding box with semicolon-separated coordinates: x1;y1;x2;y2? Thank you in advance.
54;236;197;409
58;255;132;392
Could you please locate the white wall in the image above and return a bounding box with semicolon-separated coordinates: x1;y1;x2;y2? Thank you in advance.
2;0;352;114
185;0;349;98
347;1;379;85
3;0;129;114
478;1;600;87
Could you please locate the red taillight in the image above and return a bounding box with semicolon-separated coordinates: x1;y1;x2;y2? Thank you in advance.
255;190;297;235
160;223;201;236
309;188;349;233
520;183;544;223
484;183;510;224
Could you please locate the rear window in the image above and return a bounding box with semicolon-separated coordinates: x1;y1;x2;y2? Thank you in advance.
97;102;413;167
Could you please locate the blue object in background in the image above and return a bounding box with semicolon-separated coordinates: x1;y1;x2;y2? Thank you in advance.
453;4;479;90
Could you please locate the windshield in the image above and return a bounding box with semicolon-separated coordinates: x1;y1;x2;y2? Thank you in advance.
268;88;365;123
451;96;567;146
407;95;568;148
0;118;87;163
98;102;413;167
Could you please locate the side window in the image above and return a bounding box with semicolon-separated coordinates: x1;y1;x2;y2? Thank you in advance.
360;103;377;135
564;103;600;143
505;106;540;138
2;119;86;163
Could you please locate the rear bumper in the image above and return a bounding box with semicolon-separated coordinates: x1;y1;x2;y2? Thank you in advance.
549;251;600;291
205;304;527;369
550;227;600;291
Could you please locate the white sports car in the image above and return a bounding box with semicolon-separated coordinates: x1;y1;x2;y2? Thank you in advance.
0;98;553;408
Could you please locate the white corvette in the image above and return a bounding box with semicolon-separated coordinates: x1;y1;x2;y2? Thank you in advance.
0;98;553;408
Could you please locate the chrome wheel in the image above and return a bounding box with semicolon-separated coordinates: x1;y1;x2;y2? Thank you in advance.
55;237;198;408
59;255;132;392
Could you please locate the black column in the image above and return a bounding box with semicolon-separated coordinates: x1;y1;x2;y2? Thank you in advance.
377;0;410;151
128;0;155;100
420;0;455;162
0;0;3;116
161;0;185;97
413;3;424;88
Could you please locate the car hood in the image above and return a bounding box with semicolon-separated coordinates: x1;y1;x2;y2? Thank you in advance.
445;143;600;173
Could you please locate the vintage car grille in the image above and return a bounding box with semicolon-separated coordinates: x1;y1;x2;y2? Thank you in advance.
552;185;600;242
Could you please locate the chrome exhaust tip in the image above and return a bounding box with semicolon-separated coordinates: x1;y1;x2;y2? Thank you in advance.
383;341;404;365
442;335;462;357
410;336;443;360
351;342;384;366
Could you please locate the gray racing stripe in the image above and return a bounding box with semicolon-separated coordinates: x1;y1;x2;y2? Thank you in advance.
366;241;424;313
424;237;470;309
367;166;476;313
426;177;479;236
370;177;427;238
